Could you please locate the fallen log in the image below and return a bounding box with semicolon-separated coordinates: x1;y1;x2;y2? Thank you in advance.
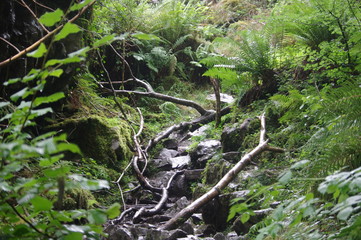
159;113;282;230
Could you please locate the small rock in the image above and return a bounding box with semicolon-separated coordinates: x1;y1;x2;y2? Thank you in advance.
214;232;226;240
190;140;221;168
167;229;188;240
164;139;178;150
169;155;191;169
157;148;179;159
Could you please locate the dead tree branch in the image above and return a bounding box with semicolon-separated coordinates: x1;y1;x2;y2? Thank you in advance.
159;113;282;230
0;0;96;67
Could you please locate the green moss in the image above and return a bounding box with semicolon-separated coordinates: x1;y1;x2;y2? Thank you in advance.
52;115;132;169
63;188;96;210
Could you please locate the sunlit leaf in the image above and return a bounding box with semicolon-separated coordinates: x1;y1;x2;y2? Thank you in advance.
93;35;115;48
290;160;310;170
87;209;107;224
241;212;250;223
278;170;293;185
70;0;93;11
31;196;53;212
106;203;120;219
132;32;161;41
55;23;81;41
49;69;64;77
64;232;83;240
27;43;47;58
33;92;65;107
39;9;64;27
337;206;353;221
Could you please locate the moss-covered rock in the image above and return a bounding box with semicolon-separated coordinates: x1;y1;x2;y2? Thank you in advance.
63;188;96;210
53;116;132;169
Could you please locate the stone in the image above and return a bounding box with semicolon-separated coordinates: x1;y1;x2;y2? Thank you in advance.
190;140;221;168
105;225;132;240
221;119;252;153
163;138;179;150
157;148;179;159
167;229;188;240
213;232;226;240
222;152;240;162
204;159;232;185
169;155;191;169
202;195;231;231
165;196;190;216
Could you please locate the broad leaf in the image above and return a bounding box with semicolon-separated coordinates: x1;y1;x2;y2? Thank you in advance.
31;196;53;212
55;23;81;41
27;43;47;58
39;9;64;27
93;35;115;48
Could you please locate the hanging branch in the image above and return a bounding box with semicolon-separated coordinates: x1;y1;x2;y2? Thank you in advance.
0;0;96;67
159;113;283;230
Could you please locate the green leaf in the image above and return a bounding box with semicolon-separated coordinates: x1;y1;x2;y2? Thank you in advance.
55;23;81;42
87;209;107;224
33;92;65;107
31;196;52;212
49;69;64;77
241;212;251;223
0;102;10;108
278;170;293;185
106;203;120;219
64;232;83;240
93;35;115;48
39;9;64;27
27;43;47;58
68;47;90;58
337;206;353;221
70;0;93;11
57;143;81;154
132;32;161;41
44;166;70;178
291;160;310;170
10;87;28;101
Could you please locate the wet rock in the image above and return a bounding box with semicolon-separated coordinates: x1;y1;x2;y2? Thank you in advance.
163;138;179;150
204;159;232;185
157;148;179;159
169;174;189;197
190;140;221;168
167;229;188;239
195;224;217;237
222;152;240;162
221;119;252;153
180;222;195;235
169;155;191;169
202;195;231;231
206;93;235;104
105;225;132;240
165;196;190;216
213;232;226;240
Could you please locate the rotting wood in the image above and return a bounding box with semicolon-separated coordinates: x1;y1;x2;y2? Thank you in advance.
159;113;283;230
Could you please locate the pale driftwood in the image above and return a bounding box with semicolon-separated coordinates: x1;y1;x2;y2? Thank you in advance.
159;113;281;230
133;171;182;223
113;89;210;116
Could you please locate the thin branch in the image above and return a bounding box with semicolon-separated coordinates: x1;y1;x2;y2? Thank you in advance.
7;201;51;238
18;0;50;33
31;0;55;11
0;37;20;52
0;0;96;68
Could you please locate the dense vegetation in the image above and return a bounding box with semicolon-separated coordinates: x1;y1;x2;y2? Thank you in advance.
0;0;360;239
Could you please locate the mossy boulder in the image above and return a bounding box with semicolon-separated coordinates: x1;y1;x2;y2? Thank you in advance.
54;116;132;169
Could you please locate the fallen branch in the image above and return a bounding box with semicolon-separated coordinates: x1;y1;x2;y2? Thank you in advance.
159;113;282;230
133;171;182;223
112;89;210;116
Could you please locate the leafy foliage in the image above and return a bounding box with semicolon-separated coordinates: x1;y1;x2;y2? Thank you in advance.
0;4;120;239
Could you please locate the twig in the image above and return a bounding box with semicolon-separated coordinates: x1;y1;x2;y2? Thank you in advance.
0;37;20;52
18;0;50;33
0;0;96;67
7;200;51;238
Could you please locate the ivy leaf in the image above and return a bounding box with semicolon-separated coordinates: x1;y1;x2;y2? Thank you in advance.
55;23;81;42
27;43;47;58
93;35;115;48
106;203;120;219
337;206;353;221
31;196;53;212
39;9;64;27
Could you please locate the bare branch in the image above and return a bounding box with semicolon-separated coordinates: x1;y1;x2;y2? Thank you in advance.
0;0;96;67
159;113;279;230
